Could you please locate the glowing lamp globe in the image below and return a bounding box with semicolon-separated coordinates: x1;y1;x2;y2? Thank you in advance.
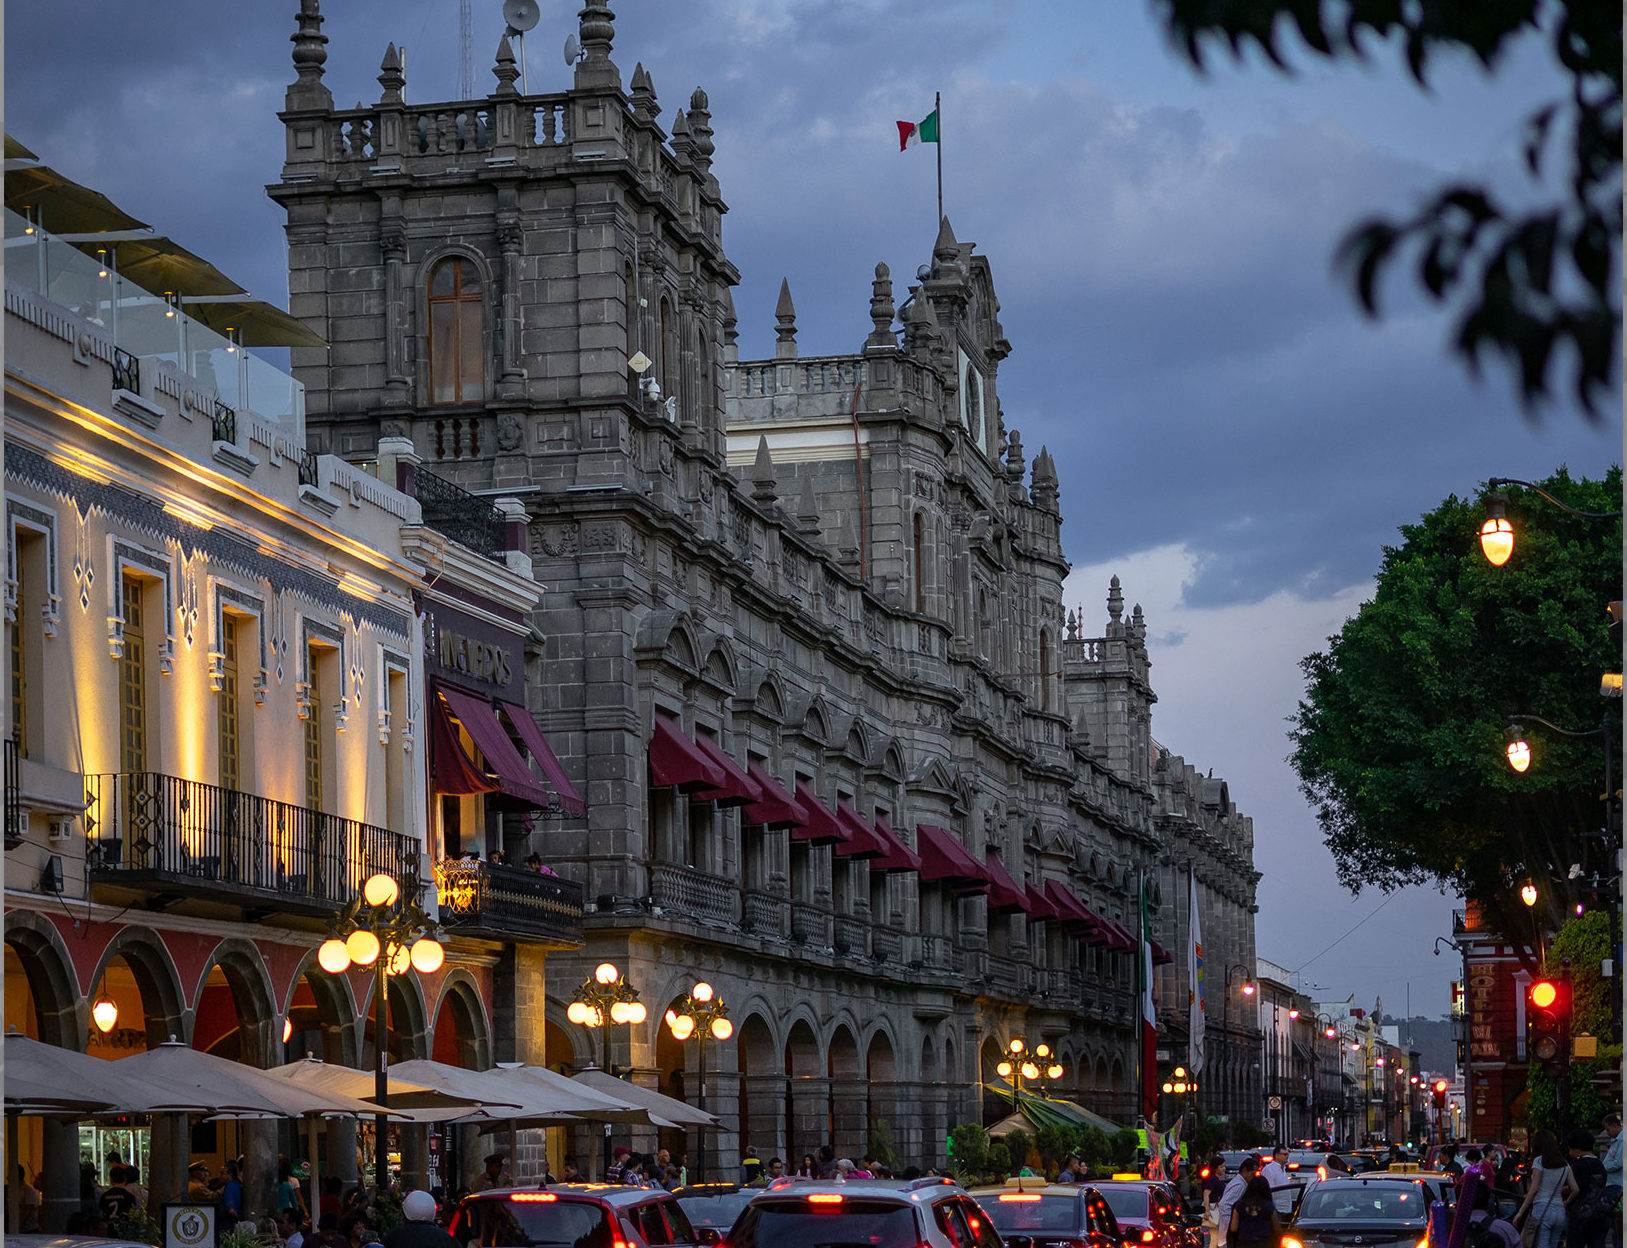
318;937;352;974
1008;1038;1025;1055
1521;882;1539;907
625;1001;647;1025
609;1000;633;1025
1242;981;1256;996
594;963;620;986
567;1001;593;1026
1021;1062;1039;1081
1507;739;1532;772
1173;1067;1186;1078
1046;1064;1063;1080
692;982;714;1003
384;944;411;976
1325;1026;1337;1040
669;1014;695;1041
1035;1044;1051;1059
363;873;400;908
92;996;119;1033
1479;516;1515;567
710;1017;734;1041
410;938;445;974
1162;1081;1174;1094
997;1061;1014;1079
1288;1009;1300;1020
345;929;381;966
283;1017;294;1044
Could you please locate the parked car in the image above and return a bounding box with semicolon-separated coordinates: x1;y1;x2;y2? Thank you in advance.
968;1180;1124;1248
1281;1175;1456;1248
1089;1180;1200;1248
675;1184;756;1237
723;1177;997;1248
451;1184;706;1248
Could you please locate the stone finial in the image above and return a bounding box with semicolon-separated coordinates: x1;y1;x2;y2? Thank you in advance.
774;278;798;359
1031;445;1059;510
630;63;658;122
1131;603;1146;646
670;109;693;160
933;215;959;264
751;436;778;505
1066;609;1079;641
492;35;520;96
575;0;619;89
796;474;821;535
288;0;333;110
1005;428;1026;483
866;261;896;349
1107;575;1124;625
837;511;861;570
687;87;714;170
378;42;405;105
721;287;739;362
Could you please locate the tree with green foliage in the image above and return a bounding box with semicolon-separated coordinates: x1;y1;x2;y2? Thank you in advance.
1290;468;1621;964
1004;1127;1034;1174
1152;1;1621;416
1035;1123;1083;1172
949;1123;991;1183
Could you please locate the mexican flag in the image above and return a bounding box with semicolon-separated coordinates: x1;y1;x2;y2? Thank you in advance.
897;109;939;151
1139;875;1159;1123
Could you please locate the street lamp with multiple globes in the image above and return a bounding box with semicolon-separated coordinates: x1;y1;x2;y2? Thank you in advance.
664;981;733;1180
567;964;647;1176
316;871;444;1192
996;1038;1065;1099
1220;965;1255;1135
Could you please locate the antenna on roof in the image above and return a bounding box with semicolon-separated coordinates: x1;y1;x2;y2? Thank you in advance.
563;31;583;66
502;0;540;93
459;0;474;99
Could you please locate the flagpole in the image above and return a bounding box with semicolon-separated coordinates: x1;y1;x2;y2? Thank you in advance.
935;90;943;225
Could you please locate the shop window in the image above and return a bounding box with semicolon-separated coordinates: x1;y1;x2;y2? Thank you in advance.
428;257;485;405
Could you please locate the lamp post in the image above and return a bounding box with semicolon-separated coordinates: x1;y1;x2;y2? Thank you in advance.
1221;965;1255;1139
1161;1065;1199;1153
997;1038;1065;1101
664;981;733;1180
316;871;445;1192
567;963;647;1177
1477;478;1621;567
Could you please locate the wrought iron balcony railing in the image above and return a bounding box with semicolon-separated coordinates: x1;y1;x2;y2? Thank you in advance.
84;771;418;912
435;859;584;946
412;468;506;559
4;737;20;847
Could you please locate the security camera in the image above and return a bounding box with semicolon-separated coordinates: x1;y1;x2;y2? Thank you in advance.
643;379;662;401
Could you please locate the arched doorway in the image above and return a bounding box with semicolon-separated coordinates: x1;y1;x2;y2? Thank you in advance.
828;1025;861;1156
784;1020;820;1164
543;1017;577;1071
979;1036;1007;1125
655;994;691;1159
864;1030;896;1164
919;1035;941;1169
431;977;491;1070
737;1014;776;1163
5;919;83;1227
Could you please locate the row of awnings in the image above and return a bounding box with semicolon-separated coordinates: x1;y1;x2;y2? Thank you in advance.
430;684;586;816
650;716;1175;961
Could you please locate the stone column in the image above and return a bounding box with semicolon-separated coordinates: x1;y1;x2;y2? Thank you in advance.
829;1077;867;1160
39;1119;77;1231
741;1075;788;1168
788;1077;830;1164
240;1118;277;1223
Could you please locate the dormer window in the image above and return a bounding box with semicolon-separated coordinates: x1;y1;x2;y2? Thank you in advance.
428;258;485;404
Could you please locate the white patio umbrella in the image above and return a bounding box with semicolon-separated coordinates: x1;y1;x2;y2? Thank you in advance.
5;1033;248;1115
571;1068;718;1128
485;1065;655;1125
261;1056;495;1113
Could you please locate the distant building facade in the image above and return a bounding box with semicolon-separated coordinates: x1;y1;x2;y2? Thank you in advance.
272;0;1260;1171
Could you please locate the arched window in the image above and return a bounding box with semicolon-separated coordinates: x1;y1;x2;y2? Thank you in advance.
659;297;674;395
965;364;981;442
912;512;926;613
428;257;484;404
1039;630;1050;711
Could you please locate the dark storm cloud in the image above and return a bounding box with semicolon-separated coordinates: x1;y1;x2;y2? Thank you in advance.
7;0;1617;613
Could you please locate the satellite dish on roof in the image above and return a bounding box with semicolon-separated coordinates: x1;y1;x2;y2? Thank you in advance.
563;32;583;65
502;0;540;33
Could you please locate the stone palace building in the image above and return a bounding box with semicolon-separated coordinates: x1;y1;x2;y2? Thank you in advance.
273;0;1261;1171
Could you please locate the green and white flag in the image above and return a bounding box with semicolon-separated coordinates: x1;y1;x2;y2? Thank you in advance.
896;109;939;151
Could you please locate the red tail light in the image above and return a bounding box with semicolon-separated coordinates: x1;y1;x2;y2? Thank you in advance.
1141;1232;1156;1243
808;1194;844;1205
510;1194;558;1203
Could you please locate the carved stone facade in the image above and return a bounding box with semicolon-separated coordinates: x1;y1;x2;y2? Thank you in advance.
274;2;1258;1170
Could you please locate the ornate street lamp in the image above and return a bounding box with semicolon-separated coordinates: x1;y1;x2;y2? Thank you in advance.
316;871;443;1192
568;963;646;1176
997;1038;1065;1099
1477;478;1620;568
664;981;733;1180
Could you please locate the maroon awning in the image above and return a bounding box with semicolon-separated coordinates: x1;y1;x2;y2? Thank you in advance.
1071;895;1119;950
439;685;553;808
833;800;889;859
869;815;923;874
916;825;989;893
1023;882;1060;921
740;761;808;829
1044;879;1106;939
690;734;765;807
791;783;849;845
649;716;727;792
429;693;500;797
500;702;587;815
1151;940;1174;966
981;850;1027;912
1099;917;1138;952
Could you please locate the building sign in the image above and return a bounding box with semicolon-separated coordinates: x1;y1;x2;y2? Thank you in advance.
1466;963;1500;1061
420;597;525;702
163;1204;217;1248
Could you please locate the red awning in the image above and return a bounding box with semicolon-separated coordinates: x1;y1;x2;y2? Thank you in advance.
869;815;923;874
649;716;727;792
1072;896;1119;950
981;850;1027;912
500;702;587;815
1023;882;1060;921
429;693;500;797
438;685;553;808
740;762;808;829
791;783;849;845
1099;918;1138;952
1044;879;1106;938
690;734;765;807
833;800;889;859
1151;940;1174;966
916;825;989;893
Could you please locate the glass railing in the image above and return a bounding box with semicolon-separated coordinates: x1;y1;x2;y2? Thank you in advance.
4;209;305;435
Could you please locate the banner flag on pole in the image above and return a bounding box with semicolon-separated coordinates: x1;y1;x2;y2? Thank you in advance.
1139;874;1158;1123
1189;871;1206;1074
896;108;940;151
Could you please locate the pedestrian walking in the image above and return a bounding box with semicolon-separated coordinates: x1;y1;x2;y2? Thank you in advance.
1600;1114;1622;1248
1228;1177;1281;1248
1216;1156;1259;1248
1563;1129;1611;1248
469;1153;512;1192
384;1192;458;1248
1201;1156;1229;1248
1514;1130;1577;1248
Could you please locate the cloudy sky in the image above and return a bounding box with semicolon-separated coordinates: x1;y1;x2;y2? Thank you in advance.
7;1;1620;1028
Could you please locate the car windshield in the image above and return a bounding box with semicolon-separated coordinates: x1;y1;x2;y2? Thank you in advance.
462;1198;614;1248
678;1192;753;1229
730;1199;920;1248
978;1194;1081;1233
1095;1189;1150;1221
1296;1187;1427;1224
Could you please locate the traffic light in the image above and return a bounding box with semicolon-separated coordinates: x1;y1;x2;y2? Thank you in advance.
1432;1079;1448;1110
1526;978;1571;1078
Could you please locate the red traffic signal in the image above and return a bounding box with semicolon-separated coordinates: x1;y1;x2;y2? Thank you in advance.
1526;977;1572;1076
1431;1079;1448;1109
1433;1079;1449;1094
1530;980;1561;1010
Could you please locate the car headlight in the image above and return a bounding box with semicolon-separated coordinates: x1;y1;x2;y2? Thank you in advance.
1282;1237;1305;1248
